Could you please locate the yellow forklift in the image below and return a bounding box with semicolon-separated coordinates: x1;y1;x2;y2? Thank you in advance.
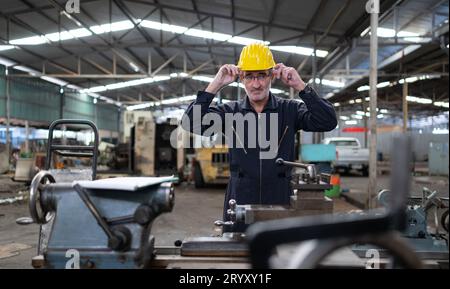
191;134;229;188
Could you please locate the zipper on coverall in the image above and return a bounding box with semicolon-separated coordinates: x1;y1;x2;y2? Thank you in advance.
258;113;262;204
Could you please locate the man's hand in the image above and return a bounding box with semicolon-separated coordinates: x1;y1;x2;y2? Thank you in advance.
205;64;240;94
273;63;306;92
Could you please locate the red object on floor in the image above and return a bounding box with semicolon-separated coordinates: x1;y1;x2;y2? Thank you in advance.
343;127;367;133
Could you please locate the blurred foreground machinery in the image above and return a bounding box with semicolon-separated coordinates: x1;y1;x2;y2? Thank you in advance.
24;128;446;268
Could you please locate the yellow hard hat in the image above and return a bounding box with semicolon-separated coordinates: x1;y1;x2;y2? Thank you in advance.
237;43;276;71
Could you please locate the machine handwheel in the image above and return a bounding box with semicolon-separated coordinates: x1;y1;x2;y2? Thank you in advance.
29;171;55;224
286;232;423;269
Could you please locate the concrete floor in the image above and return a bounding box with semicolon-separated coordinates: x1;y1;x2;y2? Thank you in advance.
0;173;448;269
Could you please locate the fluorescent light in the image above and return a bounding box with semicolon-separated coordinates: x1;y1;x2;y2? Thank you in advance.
270;88;285;94
340;116;349;120
66;84;81;90
361;27;428;43
153;76;171;82
0;45;15;51
349;100;355;104
179;72;188;78
365;97;370;101
270;46;328;58
126;95;198;110
40;76;68;86
192;76;215;83
162;95;197;105
399;75;440;84
140;20;187;34
325;92;334;98
161;23;188;34
129;62;140;72
85;76;170;93
399;76;418;84
86;86;107;93
357;85;370;92
127;103;154;111
377;27;396;38
352;114;363;119
377;81;390;88
434;101;449;108
313;78;345;88
380;109;388;114
345;120;358;125
377;114;384;119
360;27;370;37
334;103;340;107
90;20;134;34
140;20;162;30
12;28;92;44
406;95;432;104
170;73;178;78
69;28;92;38
45;31;73;42
45;28;92;42
356;82;390;91
355;99;362;103
184;29;231;41
397;31;427;43
10;35;47;45
13;65;39;74
356;111;365;115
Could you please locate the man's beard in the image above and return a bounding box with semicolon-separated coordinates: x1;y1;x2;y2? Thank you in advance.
247;88;269;102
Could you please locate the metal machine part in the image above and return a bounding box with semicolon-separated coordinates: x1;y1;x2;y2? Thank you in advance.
276;158;317;183
364;187;449;260
29;172;176;269
246;136;425;269
29;171;56;224
203;160;334;260
45;119;99;180
214;160;333;232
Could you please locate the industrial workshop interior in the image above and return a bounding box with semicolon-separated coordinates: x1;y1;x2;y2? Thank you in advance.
0;0;449;272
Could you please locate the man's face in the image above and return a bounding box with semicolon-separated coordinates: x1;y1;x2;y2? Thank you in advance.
240;70;272;102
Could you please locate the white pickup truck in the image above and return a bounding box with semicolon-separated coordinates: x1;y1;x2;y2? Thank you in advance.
322;137;369;175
